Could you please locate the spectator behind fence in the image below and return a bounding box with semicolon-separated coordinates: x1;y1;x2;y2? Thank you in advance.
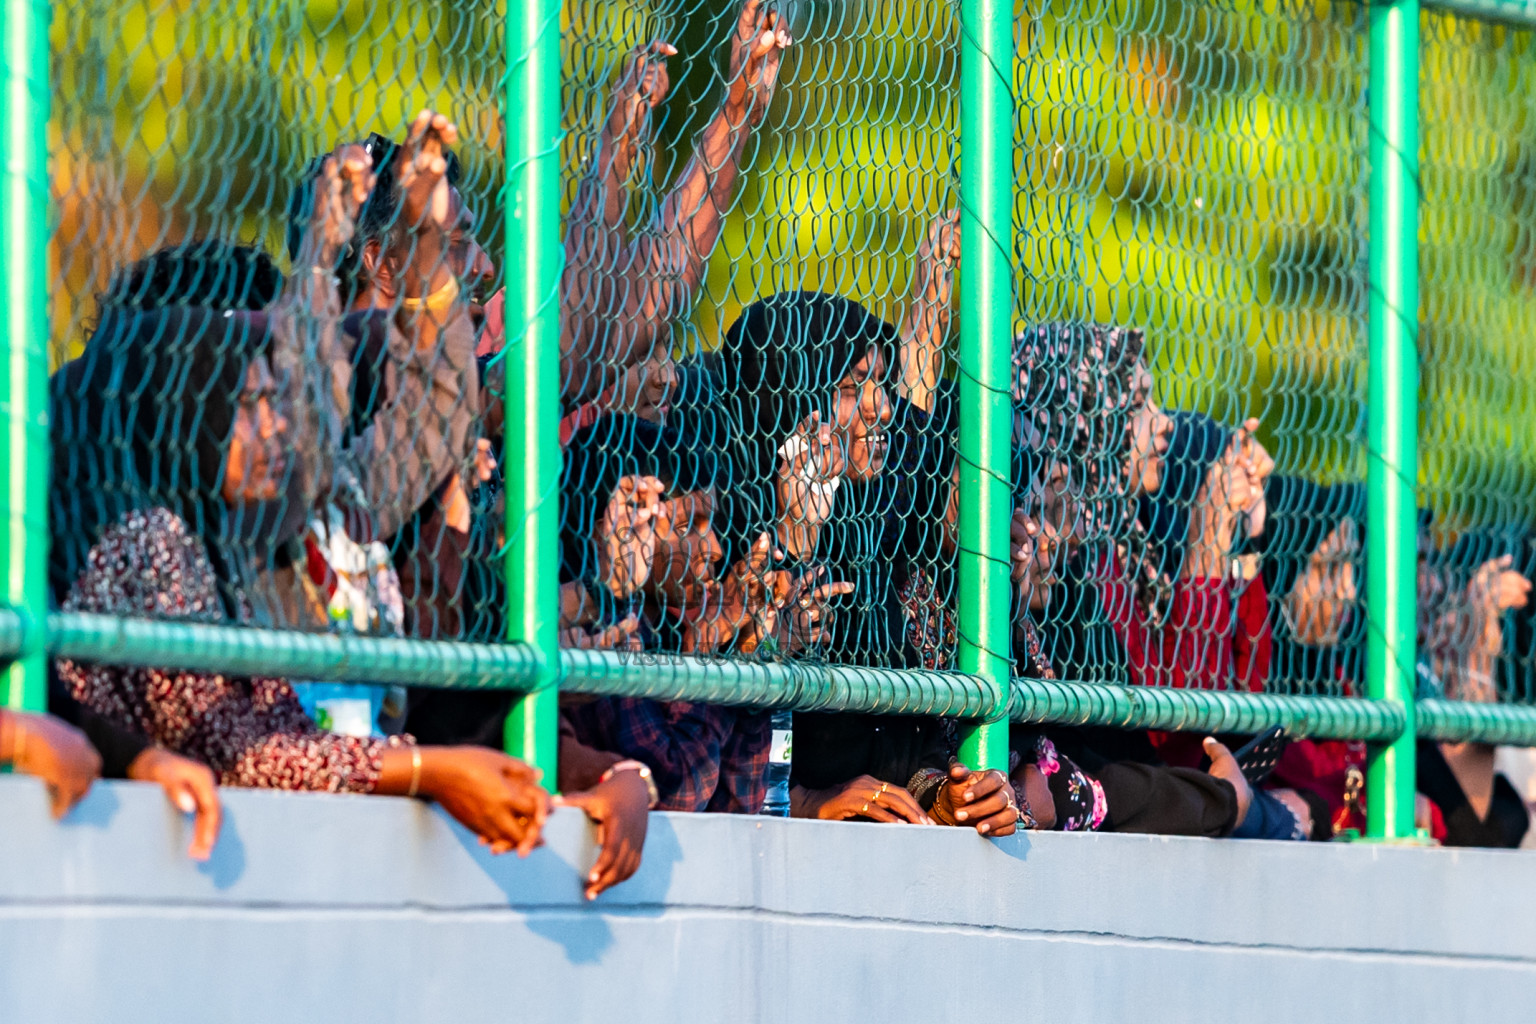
1416;533;1533;847
286;115;491;642
48;300;551;860
707;291;997;829
1005;323;1251;837
1115;409;1274;695
478;0;792;420
1125;410;1315;839
0;671;222;860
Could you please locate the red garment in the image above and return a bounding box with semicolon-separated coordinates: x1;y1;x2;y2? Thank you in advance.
558;397;611;446
1100;555;1273;768
1270;737;1367;834
1100;554;1272;693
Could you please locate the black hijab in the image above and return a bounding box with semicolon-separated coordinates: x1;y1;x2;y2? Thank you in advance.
1249;475;1365;694
718;290;930;671
717;290;899;561
49;304;291;613
1137;410;1234;583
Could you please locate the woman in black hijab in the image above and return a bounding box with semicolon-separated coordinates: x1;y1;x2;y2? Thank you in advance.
717;291;999;827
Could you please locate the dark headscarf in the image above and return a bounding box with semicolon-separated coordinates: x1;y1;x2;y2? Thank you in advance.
718;291;932;668
1137;411;1234;583
559;413;726;596
1248;475;1365;693
1020;323;1147;680
49;305;289;612
717;290;900;561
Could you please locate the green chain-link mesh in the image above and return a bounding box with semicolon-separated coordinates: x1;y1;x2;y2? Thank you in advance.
1419;11;1536;707
39;0;1536;736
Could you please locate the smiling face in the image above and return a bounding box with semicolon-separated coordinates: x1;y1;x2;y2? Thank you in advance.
221;358;289;507
1284;517;1360;647
648;487;723;604
833;347;893;481
1125;360;1173;497
443;188;496;321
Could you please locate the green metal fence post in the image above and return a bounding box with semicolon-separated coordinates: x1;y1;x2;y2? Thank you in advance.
1365;0;1420;839
503;0;561;779
954;0;1014;773
0;0;51;713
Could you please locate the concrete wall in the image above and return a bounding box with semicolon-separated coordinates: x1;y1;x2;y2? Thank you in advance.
2;775;1534;1023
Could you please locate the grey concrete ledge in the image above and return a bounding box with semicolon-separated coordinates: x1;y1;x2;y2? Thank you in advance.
2;777;1535;1022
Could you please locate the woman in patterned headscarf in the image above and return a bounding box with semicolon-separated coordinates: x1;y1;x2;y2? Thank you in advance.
1005;323;1250;837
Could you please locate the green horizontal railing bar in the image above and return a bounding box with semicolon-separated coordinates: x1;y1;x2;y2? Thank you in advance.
1009;678;1407;742
5;611;544;690
1415;699;1536;746
560;650;1000;717
1422;0;1536;26
6;609;1532;744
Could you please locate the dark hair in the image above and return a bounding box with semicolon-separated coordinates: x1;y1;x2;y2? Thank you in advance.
50;306;277;605
717;291;899;558
559;414;726;589
98;241;282;316
285;134;462;302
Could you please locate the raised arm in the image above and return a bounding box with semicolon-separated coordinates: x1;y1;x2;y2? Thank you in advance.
565;42;675;276
616;0;791;366
270;143;376;502
896;210;960;414
562;44;674;401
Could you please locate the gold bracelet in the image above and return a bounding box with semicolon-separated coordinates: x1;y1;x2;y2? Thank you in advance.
407;746;423;798
399;275;460;313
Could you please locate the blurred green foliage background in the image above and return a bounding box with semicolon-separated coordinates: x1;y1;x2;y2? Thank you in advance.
44;0;1536;534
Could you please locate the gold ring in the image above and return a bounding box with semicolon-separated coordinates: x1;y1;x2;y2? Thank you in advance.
879;782;889;795
860;802;869;814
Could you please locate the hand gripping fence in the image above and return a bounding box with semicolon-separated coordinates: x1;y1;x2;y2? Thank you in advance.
7;0;1536;835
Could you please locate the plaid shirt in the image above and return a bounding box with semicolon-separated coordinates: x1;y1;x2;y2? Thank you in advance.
561;697;770;814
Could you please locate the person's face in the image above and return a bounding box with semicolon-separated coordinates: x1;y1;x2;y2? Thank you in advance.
1019;461;1074;611
443;188;496;322
616;349;679;424
222;358;289;506
1284;517;1359;647
649;487;723;603
833;347;893;481
1125;360;1172;497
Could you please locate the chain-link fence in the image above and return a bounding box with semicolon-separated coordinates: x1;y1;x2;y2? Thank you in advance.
1418;10;1536;708
18;0;1536;825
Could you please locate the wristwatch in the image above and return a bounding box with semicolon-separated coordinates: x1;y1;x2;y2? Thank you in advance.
601;759;660;809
